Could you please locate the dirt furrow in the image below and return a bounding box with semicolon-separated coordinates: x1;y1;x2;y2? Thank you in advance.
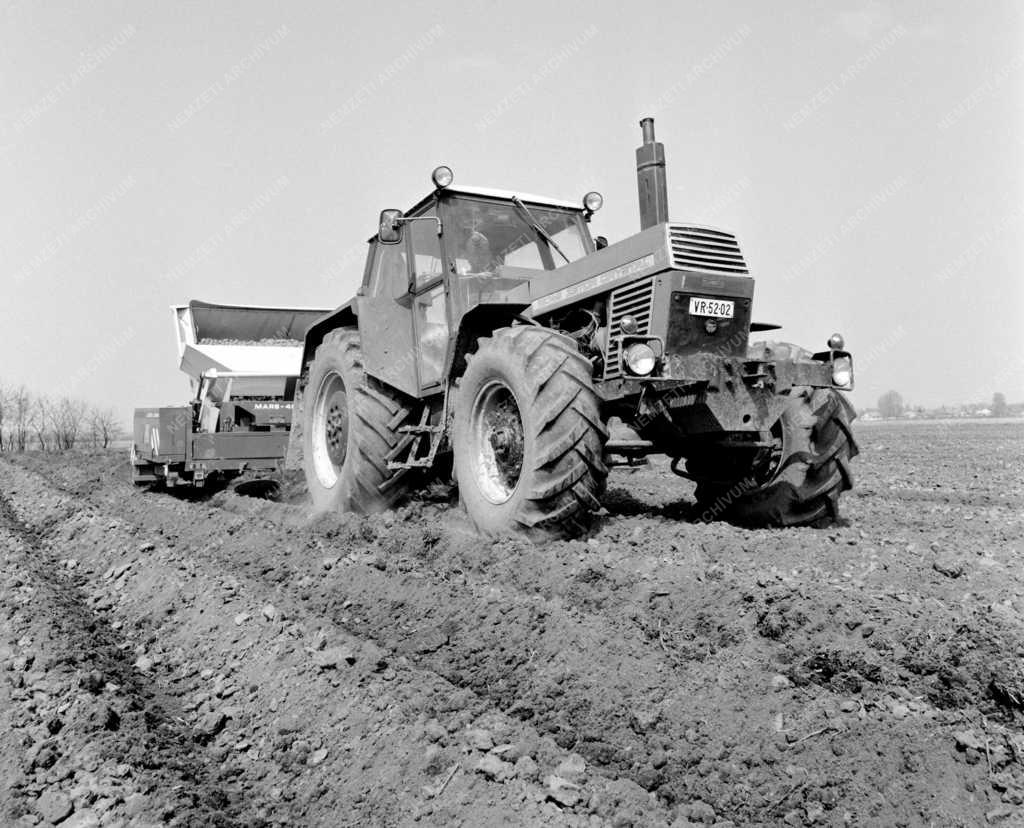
9;453;802;819
7;422;1024;826
0;490;258;827
12;451;1024;825
0;457;675;827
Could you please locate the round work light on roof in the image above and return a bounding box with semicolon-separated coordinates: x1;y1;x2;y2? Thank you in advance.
432;165;454;189
583;191;603;213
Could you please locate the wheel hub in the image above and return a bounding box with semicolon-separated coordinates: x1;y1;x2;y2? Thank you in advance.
325;397;348;467
311;371;348;489
490;426;515;455
470;381;524;504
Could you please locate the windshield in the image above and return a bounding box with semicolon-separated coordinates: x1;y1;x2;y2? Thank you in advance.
446;197;588;275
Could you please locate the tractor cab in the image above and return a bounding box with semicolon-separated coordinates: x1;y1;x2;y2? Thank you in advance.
375;175;599;280
356;173;603;397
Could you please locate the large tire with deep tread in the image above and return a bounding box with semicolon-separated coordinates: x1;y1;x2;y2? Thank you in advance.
301;328;415;513
693;386;858;527
452;325;608;538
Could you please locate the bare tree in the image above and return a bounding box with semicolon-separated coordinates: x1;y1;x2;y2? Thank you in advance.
90;406;121;449
54;396;88;450
32;395;51;451
2;388;122;453
11;386;31;452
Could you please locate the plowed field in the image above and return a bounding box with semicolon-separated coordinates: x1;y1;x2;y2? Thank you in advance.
3;421;1023;827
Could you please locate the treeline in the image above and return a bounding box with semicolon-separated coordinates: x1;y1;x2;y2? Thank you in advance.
875;390;1015;419
0;385;122;452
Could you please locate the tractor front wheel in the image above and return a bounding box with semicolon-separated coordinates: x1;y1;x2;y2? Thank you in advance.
302;327;414;513
452;326;608;538
692;387;858;527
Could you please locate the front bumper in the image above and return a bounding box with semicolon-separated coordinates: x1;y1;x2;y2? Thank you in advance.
600;343;854;434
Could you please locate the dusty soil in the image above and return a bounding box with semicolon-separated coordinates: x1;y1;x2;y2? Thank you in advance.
2;421;1023;827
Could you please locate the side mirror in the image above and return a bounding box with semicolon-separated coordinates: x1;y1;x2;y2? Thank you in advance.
379;209;404;244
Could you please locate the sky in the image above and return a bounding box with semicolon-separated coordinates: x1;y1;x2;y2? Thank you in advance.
2;0;1022;419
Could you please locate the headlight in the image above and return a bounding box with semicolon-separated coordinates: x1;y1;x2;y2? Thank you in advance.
832;355;853;388
619;314;638;334
583;191;603;213
623;342;656;376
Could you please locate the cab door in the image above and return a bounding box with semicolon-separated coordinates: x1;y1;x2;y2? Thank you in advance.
357;205;449;397
357;235;420;397
406;207;449;393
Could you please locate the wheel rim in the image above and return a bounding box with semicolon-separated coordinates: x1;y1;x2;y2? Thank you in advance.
311;370;349;489
469;379;525;504
755;419;787;485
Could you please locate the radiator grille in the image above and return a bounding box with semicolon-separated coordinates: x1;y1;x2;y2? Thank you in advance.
604;276;656;379
669;225;748;275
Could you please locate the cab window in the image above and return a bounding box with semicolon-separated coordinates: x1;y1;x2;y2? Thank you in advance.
546;215;587;261
447;197;588;275
411;208;443;290
369;242;408;299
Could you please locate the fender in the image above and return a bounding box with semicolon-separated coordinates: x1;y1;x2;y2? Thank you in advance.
300;301;358;372
447;302;531;383
288;300;357;471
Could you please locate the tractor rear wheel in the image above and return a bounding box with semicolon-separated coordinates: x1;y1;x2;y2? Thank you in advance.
302;327;415;513
452;326;608;538
692;387;858;527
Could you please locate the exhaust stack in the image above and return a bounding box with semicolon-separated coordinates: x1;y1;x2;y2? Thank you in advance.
636;117;669;230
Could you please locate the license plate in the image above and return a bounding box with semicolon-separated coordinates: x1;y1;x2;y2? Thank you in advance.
689;297;735;318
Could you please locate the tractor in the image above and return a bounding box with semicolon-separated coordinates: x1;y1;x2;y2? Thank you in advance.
288;118;858;536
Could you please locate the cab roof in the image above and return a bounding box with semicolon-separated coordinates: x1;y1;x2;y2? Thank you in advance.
404;184;583;216
371;185;587;243
443;185;582;211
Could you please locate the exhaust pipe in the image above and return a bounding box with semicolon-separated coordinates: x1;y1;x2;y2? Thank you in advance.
636;117;669;230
